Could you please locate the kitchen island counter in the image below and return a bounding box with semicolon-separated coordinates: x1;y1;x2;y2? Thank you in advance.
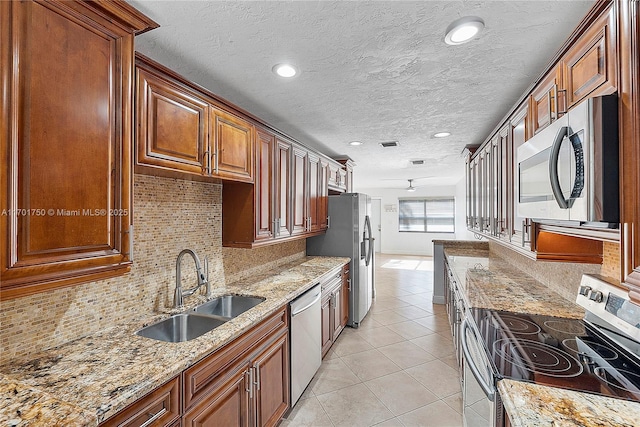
0;256;349;426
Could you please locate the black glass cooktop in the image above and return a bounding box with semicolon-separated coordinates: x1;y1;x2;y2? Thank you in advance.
470;308;640;402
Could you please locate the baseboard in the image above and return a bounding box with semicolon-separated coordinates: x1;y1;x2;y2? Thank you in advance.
432;295;445;305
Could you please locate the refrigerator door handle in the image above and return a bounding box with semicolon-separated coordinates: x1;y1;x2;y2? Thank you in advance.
364;215;373;267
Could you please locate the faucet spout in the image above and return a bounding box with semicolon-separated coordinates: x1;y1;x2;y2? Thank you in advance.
174;249;209;308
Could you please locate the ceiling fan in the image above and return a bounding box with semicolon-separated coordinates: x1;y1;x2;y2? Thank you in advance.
406;179;418;192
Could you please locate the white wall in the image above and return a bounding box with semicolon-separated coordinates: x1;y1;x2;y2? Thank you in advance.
357;177;472;256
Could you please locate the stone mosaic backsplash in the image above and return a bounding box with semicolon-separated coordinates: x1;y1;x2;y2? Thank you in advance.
0;174;304;363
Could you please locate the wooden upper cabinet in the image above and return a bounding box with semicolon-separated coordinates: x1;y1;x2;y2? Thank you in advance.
307;153;321;233
562;4;617;108
291;145;308;236
255;128;275;242
211;108;254;183
509;104;528;239
529;67;562;135
275;138;293;238
0;0;157;300
135;54;254;184
136;66;209;175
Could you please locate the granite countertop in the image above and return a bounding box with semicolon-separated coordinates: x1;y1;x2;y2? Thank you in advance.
444;246;640;425
445;247;585;319
498;379;640;427
0;256;349;426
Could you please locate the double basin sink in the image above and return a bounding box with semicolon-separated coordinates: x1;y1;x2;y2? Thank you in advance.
136;295;265;343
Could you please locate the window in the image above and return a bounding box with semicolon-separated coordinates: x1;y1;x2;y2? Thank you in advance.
399;198;455;233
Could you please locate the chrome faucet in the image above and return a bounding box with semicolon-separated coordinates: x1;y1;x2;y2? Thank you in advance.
173;249;210;308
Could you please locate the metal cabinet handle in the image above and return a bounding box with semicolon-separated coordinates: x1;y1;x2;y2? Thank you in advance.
246;368;254;399
254;365;260;391
212;150;218;174
203;149;211;175
139;408;167;427
557;88;567;115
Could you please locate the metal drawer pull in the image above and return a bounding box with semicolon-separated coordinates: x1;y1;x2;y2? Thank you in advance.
139;408;167;427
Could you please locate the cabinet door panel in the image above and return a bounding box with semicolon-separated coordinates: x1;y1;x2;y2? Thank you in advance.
255;129;275;241
1;0;139;298
275;139;292;237
183;368;250;427
212;109;254;182
529;68;561;135
291;146;308;235
136;68;208;175
563;6;616;107
332;287;344;339
254;332;290;427
321;295;332;357
341;266;350;328
308;154;320;232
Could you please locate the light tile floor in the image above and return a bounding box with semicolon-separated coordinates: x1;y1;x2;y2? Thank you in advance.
282;254;463;427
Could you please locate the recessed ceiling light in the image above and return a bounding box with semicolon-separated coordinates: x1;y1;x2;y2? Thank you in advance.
272;63;298;78
433;132;451;138
348;141;363;146
444;16;484;45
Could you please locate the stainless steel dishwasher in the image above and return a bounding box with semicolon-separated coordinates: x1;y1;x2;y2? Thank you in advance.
289;284;322;406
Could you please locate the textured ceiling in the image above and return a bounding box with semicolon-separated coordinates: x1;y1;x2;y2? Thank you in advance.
130;0;594;190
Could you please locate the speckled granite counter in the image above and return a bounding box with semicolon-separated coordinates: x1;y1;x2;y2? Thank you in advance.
445;247;585;318
0;256;349;426
498;379;640;427
444;246;640;426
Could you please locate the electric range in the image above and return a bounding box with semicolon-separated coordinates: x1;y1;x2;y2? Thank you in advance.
469;274;640;403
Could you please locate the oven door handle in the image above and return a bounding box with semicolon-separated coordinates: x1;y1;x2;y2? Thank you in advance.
461;317;496;402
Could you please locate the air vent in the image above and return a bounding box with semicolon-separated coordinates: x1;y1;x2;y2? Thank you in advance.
411;160;425;166
379;141;399;148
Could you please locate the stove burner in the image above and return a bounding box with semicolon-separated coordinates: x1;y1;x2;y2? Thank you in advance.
594;367;640;396
543;320;586;335
493;338;584;377
494;315;541;335
562;339;619;361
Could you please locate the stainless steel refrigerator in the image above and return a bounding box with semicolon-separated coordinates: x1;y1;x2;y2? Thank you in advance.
306;193;374;327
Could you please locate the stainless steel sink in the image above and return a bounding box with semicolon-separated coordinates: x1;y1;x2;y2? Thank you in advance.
136;313;227;343
193;295;265;318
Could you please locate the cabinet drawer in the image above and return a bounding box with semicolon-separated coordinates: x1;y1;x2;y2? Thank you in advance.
183;307;288;410
101;377;180;427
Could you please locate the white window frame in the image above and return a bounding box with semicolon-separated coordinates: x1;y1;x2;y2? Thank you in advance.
398;197;456;233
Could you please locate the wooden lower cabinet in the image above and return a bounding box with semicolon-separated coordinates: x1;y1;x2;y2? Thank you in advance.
320;267;349;358
253;333;290;427
183;368;250;427
100;377;181;427
182;307;289;427
103;307;289;427
320;293;333;357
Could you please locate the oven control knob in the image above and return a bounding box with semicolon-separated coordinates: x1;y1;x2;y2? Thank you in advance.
579;285;592;296
588;290;604;303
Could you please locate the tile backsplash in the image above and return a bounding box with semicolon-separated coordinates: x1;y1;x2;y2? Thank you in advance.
0;174;304;363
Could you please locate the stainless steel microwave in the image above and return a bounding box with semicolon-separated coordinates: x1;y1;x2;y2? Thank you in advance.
516;94;619;226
